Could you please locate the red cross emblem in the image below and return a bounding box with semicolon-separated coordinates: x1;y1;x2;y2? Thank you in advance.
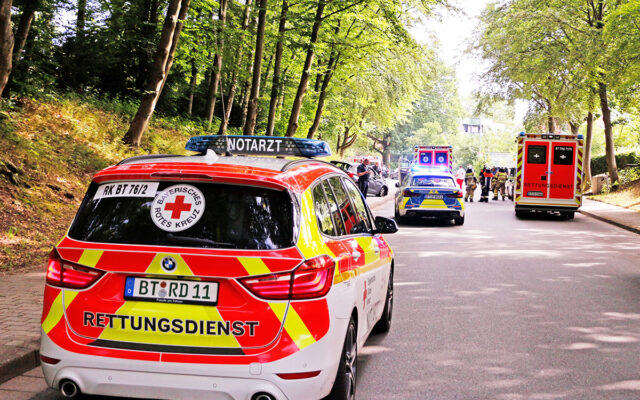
363;281;368;304
164;196;192;219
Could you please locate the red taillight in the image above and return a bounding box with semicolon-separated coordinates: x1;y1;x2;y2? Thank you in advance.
446;191;463;199
40;355;60;364
291;255;335;299
238;271;292;300
239;255;335;300
402;189;421;198
277;371;322;380
46;249;104;289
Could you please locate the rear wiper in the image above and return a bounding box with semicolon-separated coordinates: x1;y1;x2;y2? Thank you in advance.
165;234;235;248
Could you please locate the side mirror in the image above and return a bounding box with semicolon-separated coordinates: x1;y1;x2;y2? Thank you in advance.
374;216;398;234
395;182;399;188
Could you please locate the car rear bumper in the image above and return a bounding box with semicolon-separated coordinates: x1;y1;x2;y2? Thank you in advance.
400;208;463;219
515;204;580;212
40;317;349;400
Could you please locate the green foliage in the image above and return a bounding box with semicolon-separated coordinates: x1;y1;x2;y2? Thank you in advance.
591;152;640;176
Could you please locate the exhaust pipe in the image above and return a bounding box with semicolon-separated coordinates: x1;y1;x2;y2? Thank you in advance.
252;393;276;400
59;379;80;398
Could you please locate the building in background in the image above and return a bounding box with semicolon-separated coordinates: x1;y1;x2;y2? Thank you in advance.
461;118;505;134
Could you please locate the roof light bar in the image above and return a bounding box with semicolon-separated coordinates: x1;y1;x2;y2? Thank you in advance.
185;135;332;158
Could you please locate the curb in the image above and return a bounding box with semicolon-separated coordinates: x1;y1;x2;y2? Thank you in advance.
0;347;40;385
579;209;640;236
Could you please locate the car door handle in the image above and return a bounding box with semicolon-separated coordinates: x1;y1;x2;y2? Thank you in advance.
352;251;361;262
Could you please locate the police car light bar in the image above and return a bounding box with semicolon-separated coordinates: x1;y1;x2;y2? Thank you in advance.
185;135;332;158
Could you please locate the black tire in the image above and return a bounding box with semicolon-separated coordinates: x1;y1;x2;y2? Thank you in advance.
373;268;393;334
379;186;388;197
515;210;527;218
325;318;357;400
562;211;575;220
454;215;465;226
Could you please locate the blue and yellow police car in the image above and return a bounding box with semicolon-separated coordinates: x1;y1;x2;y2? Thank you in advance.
394;171;465;225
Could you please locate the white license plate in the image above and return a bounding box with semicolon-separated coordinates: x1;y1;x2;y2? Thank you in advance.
425;195;443;199
124;277;218;306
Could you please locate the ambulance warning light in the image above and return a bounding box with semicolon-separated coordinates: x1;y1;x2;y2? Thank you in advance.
186;135;332;158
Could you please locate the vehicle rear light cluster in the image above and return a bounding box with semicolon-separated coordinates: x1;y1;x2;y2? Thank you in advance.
239;255;335;300
402;189;422;198
276;371;321;380
46;249;105;289
446;191;463;199
40;355;60;365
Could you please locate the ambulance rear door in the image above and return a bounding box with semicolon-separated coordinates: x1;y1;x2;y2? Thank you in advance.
523;140;550;200
434;149;450;171
417;149;434;167
549;142;577;200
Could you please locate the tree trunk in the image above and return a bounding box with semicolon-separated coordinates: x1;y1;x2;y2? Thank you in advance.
584;111;594;191
259;53;273;99
307;48;339;139
285;0;325;137
13;0;37;63
244;0;268;135
598;82;619;183
569;121;580;135
0;0;13;96
218;0;253;135
77;0;87;36
240;79;251;130
123;0;190;147
135;0;160;92
336;125;357;156
266;0;288;136
205;0;229;124
187;59;197;116
547;116;558;134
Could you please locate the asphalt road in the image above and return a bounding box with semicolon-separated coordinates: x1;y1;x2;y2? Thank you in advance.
23;195;640;400
357;196;640;400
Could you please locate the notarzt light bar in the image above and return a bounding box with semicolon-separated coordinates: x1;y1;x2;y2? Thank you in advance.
185;135;332;158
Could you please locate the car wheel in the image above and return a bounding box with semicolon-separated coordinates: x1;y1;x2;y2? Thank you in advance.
562;211;575;220
373;268;393;334
454;215;464;226
379;186;388;197
515;210;527;218
325;318;357;400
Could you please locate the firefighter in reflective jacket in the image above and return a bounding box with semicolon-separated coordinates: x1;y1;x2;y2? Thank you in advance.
479;167;493;203
493;168;509;201
465;168;477;202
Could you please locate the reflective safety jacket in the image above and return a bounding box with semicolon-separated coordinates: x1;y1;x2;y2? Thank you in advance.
496;172;508;183
465;172;477;185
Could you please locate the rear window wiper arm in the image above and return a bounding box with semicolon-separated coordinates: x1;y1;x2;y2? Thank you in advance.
165;234;235;248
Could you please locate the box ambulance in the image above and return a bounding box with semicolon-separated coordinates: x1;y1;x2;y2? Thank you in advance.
514;133;584;219
413;146;453;173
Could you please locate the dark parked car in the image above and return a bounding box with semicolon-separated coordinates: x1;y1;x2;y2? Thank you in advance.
330;161;389;197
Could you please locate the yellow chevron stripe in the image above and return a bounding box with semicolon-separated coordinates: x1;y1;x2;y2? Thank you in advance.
270;302;315;350
42;291;78;334
77;250;104;268
238;257;271;276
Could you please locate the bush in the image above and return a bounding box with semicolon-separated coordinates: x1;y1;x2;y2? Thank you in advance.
591;152;640;176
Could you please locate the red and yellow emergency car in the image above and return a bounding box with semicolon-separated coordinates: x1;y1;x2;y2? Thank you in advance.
514;132;584;219
39;136;397;400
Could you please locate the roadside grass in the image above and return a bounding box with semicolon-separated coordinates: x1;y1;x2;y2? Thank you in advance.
0;95;207;271
591;173;640;213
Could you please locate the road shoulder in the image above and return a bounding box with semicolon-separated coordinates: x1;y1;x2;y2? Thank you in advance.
580;198;640;235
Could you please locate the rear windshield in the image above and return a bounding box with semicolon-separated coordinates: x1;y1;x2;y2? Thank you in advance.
68;181;295;250
411;176;456;187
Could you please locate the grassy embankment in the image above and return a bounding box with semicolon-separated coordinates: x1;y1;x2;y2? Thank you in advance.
0;96;205;271
591;179;640;212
